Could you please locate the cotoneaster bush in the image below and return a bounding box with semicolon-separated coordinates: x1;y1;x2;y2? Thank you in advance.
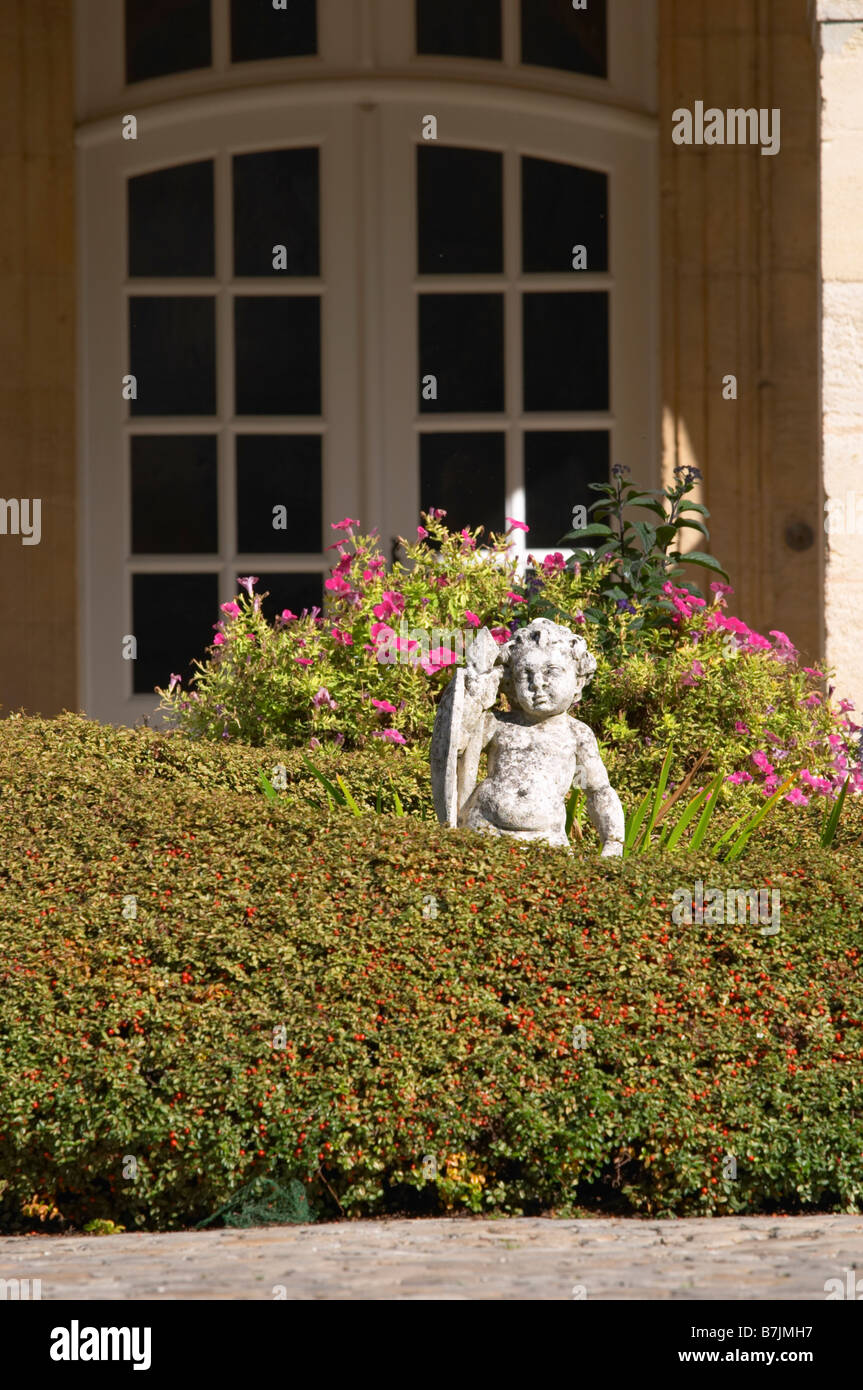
1;714;862;1231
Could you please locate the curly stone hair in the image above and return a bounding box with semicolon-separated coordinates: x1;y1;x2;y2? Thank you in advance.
497;617;597;702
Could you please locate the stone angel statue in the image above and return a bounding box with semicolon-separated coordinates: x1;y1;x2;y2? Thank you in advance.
430;617;625;855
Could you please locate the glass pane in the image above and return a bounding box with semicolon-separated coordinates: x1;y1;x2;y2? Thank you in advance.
416;0;502;59
241;572;324;622
522;292;609;411
129;297;216;416
419;294;504;413
522;157;608;273
420;433;506;535
129;161;214;277
131;435;218;553
418;147;502;275
524;430;609;547
233;148;319;278
125;0;212;84
521;0;607;78
234;297;321;415
231;0;317;62
236;435;322;553
132;572;218;694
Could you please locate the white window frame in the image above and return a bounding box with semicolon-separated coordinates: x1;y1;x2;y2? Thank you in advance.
77;0;658;726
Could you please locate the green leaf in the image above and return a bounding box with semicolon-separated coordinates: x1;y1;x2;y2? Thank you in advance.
688;772;725;852
624;789;651;858
676;551;729;579
301;754;346;807
391;780;405;817
560;524;615;544
663;783;710;852
635;744;675;852
722;774;798;863
821;776;850;848
631;521;657;555
677;501;710;516
259;771;278;804
336;775;363;817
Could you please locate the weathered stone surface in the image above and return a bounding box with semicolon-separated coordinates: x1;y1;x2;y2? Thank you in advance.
431;620;624;855
2;1215;862;1301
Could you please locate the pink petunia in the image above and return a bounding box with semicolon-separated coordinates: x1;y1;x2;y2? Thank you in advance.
417;526;429;539
490;628;511;644
464;611;481;628
420;647;458;675
680;659;705;687
372;591;406;620
280;609;298;623
734;720;749;734
221;601;241;619
237;576;258;597
505;591;526;604
331;627;353;646
725;771;753;785
751;750;774;775
213;633;226;646
542;552;565;573
505;517;529;533
371;699;398;714
330;517;360;531
295;657;313;667
785;788;810;807
373;728;407;744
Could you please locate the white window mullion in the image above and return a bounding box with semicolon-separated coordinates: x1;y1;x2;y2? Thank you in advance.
215;146;234;603
505;143;525;557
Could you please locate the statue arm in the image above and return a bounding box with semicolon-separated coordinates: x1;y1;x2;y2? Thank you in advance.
573;725;625;857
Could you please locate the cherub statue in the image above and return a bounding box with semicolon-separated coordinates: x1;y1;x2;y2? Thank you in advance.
431;618;624;855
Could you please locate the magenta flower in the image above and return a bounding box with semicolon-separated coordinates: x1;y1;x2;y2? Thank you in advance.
331;517;360;531
785;788;810;807
213;633;226;647
427;508;447;521
505;517;529;533
490;627;511;644
295;657;313;667
803;667;826;680
325;575;352;596
312;686;338;710
279;609;298;624
373;728;407;744
168;673;182;693
237;576;258;597
726;770;753;785
752;750;774;775
331;627;353;646
838;698;855;713
734;720;749;734
680;659;705;687
308;737;321;750
542;552;565;573
372;591;405;620
371;699;398;714
504;591;526;605
802;693;823;709
420;647;458;675
464;611;481;628
221;601;241;619
417;526;429;539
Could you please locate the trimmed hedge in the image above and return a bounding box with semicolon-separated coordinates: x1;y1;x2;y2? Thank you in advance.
1;713;862;1230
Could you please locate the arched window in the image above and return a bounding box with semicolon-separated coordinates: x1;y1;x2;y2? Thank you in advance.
77;0;658;725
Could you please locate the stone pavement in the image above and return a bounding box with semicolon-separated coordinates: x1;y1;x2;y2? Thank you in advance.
2;1215;862;1300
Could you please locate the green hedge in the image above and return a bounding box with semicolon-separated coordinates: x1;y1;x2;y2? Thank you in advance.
1;713;862;1230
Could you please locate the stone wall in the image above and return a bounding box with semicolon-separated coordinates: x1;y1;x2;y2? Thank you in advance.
0;0;77;716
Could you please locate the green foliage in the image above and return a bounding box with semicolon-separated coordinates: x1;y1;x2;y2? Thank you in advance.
1;714;862;1230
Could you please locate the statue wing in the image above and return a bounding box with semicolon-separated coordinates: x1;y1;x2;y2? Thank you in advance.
431;667;466;827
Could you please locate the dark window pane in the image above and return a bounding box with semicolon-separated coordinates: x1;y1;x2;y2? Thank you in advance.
419;294;504;413
420;433;506;535
236;435;322;553
522;157;608;273
521;0;607;78
125;0;212;84
132;572;218;693
129;297;216;416
525;430;609;547
129;161;214;277
522;292;609;411
231;0;317;62
418;147;502;275
242;572;323;622
234;297;321;415
233;148;319;277
131;435;217;553
416;0;501;58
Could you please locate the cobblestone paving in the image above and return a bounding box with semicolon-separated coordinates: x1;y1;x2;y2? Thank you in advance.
2;1215;862;1300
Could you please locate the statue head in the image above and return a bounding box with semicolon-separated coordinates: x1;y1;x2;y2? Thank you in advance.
498;618;596;718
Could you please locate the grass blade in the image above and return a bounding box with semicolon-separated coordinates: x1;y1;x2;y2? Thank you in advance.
301;753;346;807
821;776;850;847
259;770;278;804
663;783;710;852
633;744;675;854
375;783;383;815
623;789;651;858
336;775;363;817
723;773;798;863
688;772;725;853
391;780;405;817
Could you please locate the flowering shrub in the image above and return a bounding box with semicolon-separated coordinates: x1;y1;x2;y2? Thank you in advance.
158;509;861;817
1;714;862;1229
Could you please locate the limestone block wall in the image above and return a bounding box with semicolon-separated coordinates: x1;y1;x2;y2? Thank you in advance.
0;0;77;716
659;0;823;669
815;0;863;715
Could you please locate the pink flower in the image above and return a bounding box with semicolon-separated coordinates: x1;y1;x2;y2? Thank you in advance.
325;575;352;596
734;720;749;734
542;552;565;573
331;517;360;531
373;728;407;744
803;667;825;680
751;750;774;775
221;601;241;619
331;627;353;646
308;737;321;750
371;699;398;714
417;526;429;539
312;686;338;710
168;673;182;693
785;788;809;807
802;693;823;709
420;647;458;674
213;633;226;646
295;657;313;667
726;771;753;785
680;659;705;687
280;609;297;623
370;622;396;643
373;591;405;620
838;698;855;714
464;611;481;628
427;508;447;521
334;553;354;576
505;517;529;533
504;591;526;604
237;576;258;596
490;627;511;644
